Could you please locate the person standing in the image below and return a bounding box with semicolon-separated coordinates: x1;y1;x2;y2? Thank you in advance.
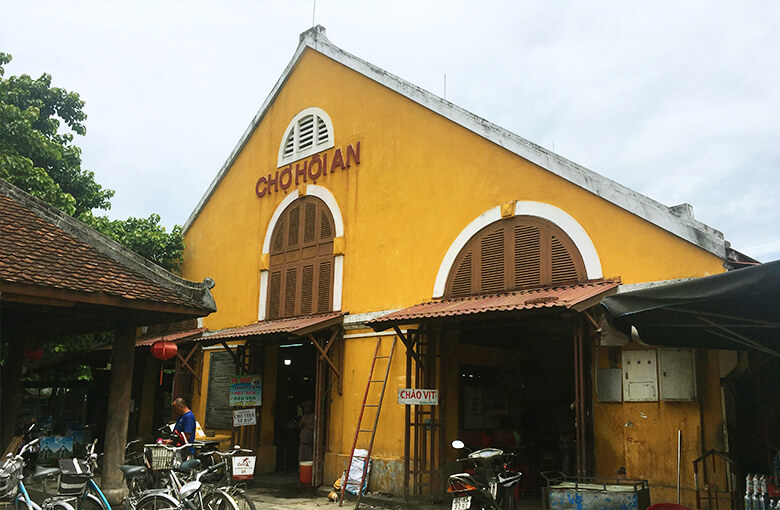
298;401;315;463
171;397;196;456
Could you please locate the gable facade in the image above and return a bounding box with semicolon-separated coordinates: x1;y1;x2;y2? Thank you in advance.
181;27;734;504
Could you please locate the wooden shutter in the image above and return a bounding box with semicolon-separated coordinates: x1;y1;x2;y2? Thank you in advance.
267;196;336;319
317;260;332;312
445;216;586;297
268;271;281;319
514;224;541;288
479;228;505;293
301;264;314;315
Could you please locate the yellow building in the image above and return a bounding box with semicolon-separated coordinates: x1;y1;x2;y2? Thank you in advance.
181;26;751;506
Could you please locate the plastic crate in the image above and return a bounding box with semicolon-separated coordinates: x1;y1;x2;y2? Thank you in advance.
144;445;174;471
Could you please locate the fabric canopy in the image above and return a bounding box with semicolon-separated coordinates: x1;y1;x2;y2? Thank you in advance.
601;260;780;356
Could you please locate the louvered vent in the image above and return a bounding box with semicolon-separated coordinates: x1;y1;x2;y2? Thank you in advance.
304;203;316;243
320;213;332;239
316;117;329;145
317;260;331;312
272;223;285;252
284;268;297;317
268;271;281;319
480;228;505;292
515;225;541;288
283;130;295;158
301;265;314;315
550;235;579;283
298;115;315;151
451;251;472;297
288;206;300;247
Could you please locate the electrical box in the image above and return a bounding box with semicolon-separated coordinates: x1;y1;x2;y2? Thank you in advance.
658;349;697;400
597;368;623;402
622;350;658;401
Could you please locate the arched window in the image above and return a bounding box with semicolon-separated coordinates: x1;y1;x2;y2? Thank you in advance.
267;196;335;319
277;107;335;167
445;216;587;297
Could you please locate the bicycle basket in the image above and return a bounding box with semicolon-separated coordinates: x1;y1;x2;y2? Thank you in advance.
0;457;21;500
144;445;174;471
58;459;90;496
230;455;256;480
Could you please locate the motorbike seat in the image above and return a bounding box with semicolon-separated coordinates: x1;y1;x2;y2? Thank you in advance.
120;465;147;478
177;459;201;472
32;467;61;481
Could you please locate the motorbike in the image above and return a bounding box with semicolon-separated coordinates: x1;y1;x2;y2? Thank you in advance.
447;440;521;510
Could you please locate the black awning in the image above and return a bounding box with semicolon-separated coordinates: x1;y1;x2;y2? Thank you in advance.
601;260;780;356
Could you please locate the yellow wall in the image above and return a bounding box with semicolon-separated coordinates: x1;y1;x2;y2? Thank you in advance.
182;49;724;332
182;48;729;496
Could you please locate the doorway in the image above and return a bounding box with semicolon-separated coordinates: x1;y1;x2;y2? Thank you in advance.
273;342;316;472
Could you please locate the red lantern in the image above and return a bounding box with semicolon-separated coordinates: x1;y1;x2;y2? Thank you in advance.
151;340;178;360
25;347;44;361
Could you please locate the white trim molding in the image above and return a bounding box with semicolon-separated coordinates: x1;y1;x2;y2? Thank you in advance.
432;201;603;298
258;185;345;320
277;107;335;167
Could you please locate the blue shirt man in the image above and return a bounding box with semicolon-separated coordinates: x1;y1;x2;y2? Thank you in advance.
172;398;196;455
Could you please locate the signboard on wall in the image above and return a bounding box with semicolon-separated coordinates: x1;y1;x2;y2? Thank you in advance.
398;388;439;405
230;375;262;406
232;408;257;427
205;351;234;429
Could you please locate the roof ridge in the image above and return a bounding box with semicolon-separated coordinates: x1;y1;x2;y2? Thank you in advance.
183;26;726;259
0;178;216;311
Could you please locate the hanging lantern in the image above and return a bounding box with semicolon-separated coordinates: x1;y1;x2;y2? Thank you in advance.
151;340;178;360
25;347;44;361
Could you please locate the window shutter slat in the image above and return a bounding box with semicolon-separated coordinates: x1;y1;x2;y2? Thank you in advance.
480;228;505;292
288;206;300;247
301;265;314;315
550;235;579;283
284;267;297;317
320;213;332;240
514;225;542;288
450;251;472;297
317;260;332;313
269;271;281;320
304;203;316;243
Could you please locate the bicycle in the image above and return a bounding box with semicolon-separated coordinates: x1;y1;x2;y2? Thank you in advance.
0;436;77;510
130;462;238;510
205;447;256;510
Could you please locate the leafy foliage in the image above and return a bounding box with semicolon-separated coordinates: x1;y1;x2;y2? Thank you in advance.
0;52;183;272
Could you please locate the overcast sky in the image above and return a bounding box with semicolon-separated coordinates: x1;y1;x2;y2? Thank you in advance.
2;1;778;262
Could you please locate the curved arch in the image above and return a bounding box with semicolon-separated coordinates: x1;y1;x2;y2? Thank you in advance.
432;201;602;298
259;186;345;320
277;107;335;167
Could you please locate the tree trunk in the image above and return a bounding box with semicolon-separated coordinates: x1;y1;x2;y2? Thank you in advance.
101;325;136;504
1;335;26;452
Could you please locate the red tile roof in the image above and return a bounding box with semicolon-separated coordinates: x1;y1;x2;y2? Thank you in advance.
0;181;215;312
204;312;344;341
368;280;620;330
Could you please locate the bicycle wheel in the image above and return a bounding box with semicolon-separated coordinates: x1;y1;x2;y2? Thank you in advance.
134;494;178;510
51;500;77;510
227;491;255;510
202;490;239;510
77;493;107;510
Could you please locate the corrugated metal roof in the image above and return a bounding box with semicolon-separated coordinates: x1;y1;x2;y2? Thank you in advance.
368;280;620;330
135;328;204;346
203;312;344;341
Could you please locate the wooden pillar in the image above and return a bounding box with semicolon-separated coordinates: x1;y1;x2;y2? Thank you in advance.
256;344;278;473
102;324;136;504
1;334;26;452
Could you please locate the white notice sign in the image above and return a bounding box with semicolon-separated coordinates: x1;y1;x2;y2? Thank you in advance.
232;408;257;427
398;388;439;405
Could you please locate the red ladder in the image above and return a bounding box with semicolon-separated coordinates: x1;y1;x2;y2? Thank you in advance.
339;335;397;508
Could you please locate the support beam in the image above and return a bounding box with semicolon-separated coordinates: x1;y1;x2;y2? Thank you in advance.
175;345;201;383
1;334;27;452
309;330;340;376
394;326;423;367
102;324;137;504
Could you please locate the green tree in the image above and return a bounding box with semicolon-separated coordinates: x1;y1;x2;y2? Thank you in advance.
0;52;183;272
